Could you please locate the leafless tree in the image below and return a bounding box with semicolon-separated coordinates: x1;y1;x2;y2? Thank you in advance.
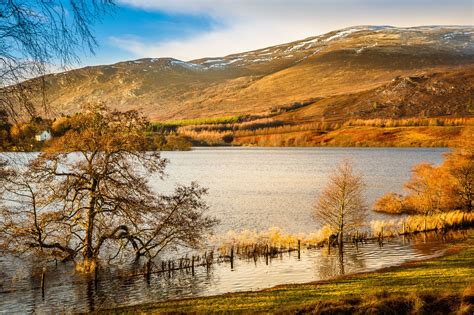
0;105;218;272
314;160;368;248
0;0;114;119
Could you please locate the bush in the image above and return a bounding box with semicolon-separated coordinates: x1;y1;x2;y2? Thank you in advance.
373;193;405;214
162;135;192;151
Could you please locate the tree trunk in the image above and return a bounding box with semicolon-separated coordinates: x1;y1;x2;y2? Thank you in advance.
338;226;344;250
82;178;98;272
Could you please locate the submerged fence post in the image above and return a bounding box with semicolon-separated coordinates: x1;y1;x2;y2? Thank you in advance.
191;256;195;276
297;240;301;260
265;244;269;265
230;246;234;270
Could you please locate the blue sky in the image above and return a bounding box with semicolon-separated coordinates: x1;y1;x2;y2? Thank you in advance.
81;0;474;66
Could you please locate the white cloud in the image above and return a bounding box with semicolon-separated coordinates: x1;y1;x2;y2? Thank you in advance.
113;0;473;60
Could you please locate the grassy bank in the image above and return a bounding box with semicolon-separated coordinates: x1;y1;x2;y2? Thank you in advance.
103;237;474;314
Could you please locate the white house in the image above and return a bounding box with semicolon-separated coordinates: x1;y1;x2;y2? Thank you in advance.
35;130;52;142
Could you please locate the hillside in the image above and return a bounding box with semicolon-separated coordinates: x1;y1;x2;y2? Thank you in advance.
33;25;473;122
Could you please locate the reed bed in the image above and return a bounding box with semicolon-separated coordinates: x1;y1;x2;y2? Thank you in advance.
233;122;339;137
370;210;474;238
345;117;474;128
177;129;234;145
214;211;474;259
213;227;333;259
177;118;285;133
177;122;340;145
87;211;474;285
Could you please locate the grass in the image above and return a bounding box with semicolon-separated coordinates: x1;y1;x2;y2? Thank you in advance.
148;116;243;130
102;237;474;314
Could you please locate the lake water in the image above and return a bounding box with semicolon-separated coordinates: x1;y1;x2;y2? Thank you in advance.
159;147;448;233
0;147;454;313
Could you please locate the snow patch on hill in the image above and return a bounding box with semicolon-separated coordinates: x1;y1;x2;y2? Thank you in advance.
170;60;204;70
325;28;362;41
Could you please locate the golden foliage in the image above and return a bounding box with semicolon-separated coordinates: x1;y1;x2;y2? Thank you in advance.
373;193;405;214
375;133;473;215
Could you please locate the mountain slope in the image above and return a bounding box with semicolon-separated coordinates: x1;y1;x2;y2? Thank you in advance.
37;25;474;121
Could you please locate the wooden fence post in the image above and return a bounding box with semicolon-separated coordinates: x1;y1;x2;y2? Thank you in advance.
297;240;301;259
230;246;234;270
265;245;269;265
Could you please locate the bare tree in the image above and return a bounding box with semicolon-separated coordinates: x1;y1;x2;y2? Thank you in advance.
314;160;368;248
0;0;114;118
0;105;217;272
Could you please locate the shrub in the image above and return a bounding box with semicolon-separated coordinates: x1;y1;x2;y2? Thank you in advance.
374;193;406;214
162;134;192;151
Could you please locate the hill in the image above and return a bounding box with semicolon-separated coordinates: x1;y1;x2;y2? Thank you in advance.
31;25;473;123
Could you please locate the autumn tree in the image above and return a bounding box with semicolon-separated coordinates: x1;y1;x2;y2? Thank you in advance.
314;160;368;248
443;138;474;212
403;163;457;214
0;105;217;272
0;109;12;149
373;193;405;214
374;135;473;214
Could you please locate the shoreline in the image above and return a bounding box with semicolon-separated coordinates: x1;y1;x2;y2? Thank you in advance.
96;236;474;314
0;145;453;153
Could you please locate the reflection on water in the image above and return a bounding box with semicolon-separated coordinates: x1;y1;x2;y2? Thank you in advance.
158;147;448;234
0;148;453;313
0;230;470;313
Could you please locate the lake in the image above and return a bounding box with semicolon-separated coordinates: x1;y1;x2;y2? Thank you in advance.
159;147;448;233
0;147;454;313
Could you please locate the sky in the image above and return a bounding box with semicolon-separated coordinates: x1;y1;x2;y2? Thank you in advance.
81;0;474;66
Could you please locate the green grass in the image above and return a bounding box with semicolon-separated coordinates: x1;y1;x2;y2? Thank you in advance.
103;238;474;314
149;115;244;130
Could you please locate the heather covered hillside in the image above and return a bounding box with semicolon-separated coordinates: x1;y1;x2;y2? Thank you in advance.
23;26;474;123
